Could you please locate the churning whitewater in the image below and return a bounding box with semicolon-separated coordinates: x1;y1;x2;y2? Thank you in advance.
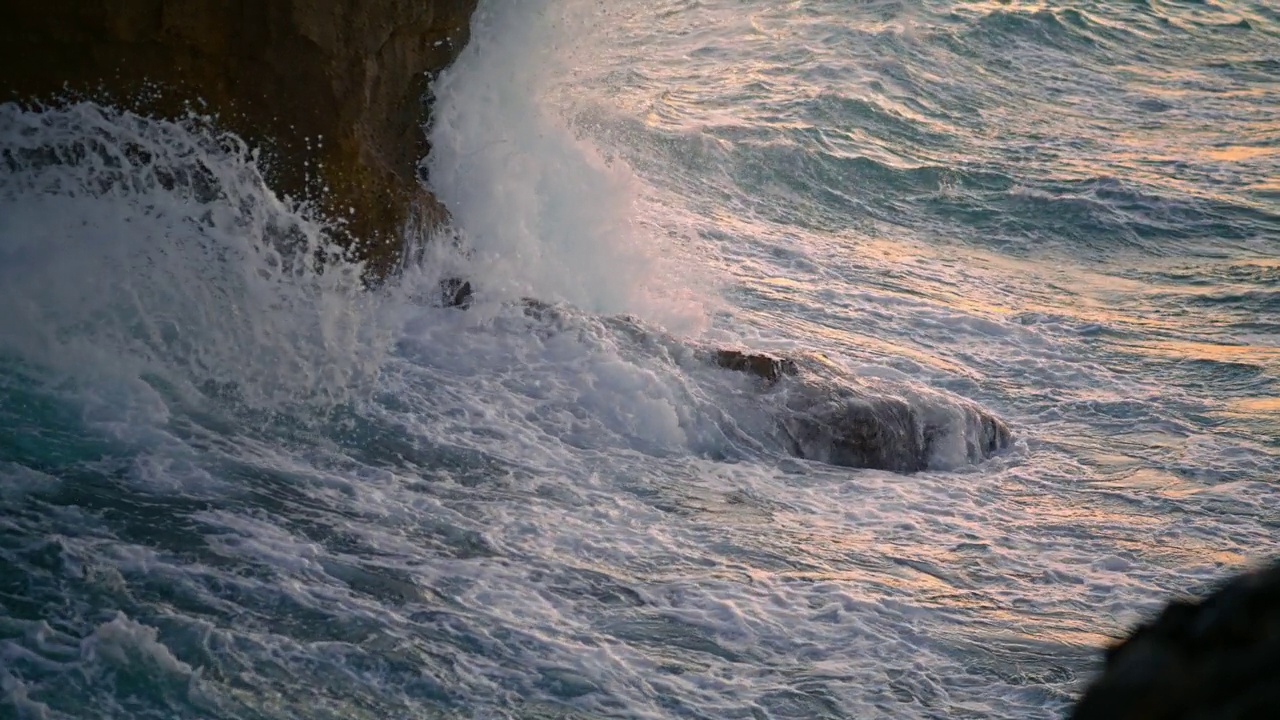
2;0;1278;718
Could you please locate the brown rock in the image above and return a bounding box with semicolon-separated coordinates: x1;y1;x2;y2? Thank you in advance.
713;349;799;384
0;0;479;280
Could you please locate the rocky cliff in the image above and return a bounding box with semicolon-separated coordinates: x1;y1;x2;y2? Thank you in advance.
1;0;479;279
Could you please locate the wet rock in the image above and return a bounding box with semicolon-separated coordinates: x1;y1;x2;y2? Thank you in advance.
713;349;799;384
782;393;928;473
0;0;479;280
440;277;473;308
705;343;1010;472
1071;560;1280;720
780;387;1011;473
442;294;1013;473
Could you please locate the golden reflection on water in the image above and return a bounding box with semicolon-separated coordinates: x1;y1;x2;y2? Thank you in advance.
1228;396;1280;415
1202;145;1279;162
913;241;1277;370
1088;467;1202;497
748;503;1200;649
755;231;1280;380
1115;338;1280;369
753;481;1249;602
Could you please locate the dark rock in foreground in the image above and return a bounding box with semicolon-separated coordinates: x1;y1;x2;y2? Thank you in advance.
1071;561;1280;720
1;0;479;279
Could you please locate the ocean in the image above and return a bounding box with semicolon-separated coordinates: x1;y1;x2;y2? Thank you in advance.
1;0;1277;718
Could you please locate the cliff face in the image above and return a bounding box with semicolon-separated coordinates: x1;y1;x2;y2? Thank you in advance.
1;0;479;278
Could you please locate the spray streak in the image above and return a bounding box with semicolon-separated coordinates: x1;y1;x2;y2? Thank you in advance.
0;103;390;412
425;0;707;330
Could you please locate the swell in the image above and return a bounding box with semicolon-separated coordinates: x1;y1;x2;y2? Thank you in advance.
567;0;1278;263
952;8;1111;51
614;108;1276;256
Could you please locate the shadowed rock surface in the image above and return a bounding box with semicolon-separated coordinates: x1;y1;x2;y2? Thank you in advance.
444;293;1013;474
1071;560;1280;720
713;349;799;384
704;349;1012;471
779;388;1011;473
440;277;474;308
701;347;1011;472
1;0;479;279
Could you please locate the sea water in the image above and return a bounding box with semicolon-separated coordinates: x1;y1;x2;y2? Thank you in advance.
2;0;1277;717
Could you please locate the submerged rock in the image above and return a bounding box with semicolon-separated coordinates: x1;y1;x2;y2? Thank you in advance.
708;346;1011;472
448;295;1013;473
1;0;479;279
712;349;800;384
777;381;1012;473
1071;560;1280;720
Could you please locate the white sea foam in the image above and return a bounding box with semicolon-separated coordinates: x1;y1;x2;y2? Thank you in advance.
424;0;709;332
0;103;390;415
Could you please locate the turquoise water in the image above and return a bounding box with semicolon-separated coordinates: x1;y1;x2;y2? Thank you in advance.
2;0;1278;718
